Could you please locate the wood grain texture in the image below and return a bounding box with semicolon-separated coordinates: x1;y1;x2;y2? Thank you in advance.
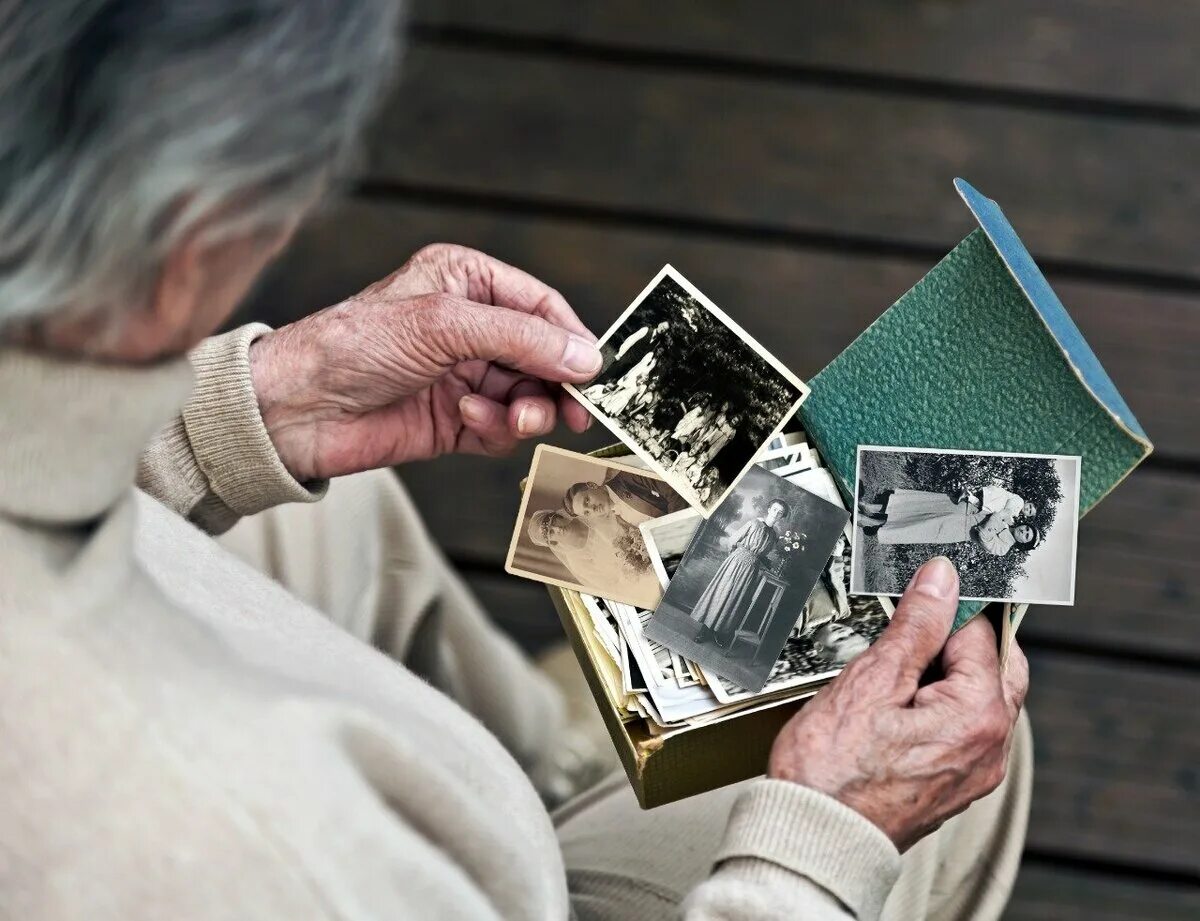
1024;651;1199;876
366;45;1200;280
412;0;1200;111
1007;862;1200;920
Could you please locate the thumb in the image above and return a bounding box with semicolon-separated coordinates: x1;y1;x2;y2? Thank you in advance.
419;295;602;383
869;556;960;692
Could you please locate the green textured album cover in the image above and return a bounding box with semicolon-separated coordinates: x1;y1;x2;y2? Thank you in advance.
801;223;1151;630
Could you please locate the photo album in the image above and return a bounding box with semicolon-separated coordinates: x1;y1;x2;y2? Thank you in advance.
505;181;1152;807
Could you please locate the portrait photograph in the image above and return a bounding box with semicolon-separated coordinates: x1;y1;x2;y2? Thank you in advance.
564;265;809;515
643;466;850;691
505;445;690;608
851;447;1082;605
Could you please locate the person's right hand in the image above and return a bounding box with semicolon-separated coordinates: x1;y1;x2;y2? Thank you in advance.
767;556;1029;852
247;244;601;482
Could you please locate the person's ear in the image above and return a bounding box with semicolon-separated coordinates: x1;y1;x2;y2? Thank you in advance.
12;208;299;363
145;218;298;356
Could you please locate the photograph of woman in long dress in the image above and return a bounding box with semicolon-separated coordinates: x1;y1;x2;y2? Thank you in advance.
851;447;1081;605
644;465;850;691
691;499;787;647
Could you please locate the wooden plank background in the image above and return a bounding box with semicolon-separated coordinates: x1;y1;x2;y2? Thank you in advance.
243;2;1200;914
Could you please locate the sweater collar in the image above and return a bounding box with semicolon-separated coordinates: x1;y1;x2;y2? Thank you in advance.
0;346;193;524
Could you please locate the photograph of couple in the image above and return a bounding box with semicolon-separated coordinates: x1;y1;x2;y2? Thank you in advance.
566;266;808;514
506;447;689;609
851;447;1081;604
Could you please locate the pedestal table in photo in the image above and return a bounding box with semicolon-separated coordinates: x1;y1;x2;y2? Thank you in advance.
731;570;791;666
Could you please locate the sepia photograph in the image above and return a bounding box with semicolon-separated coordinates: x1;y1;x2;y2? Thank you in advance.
851;447;1081;605
506;445;690;608
705;595;894;703
643;466;850;691
564;265;809;514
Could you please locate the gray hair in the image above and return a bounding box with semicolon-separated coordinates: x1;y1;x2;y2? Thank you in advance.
0;0;402;325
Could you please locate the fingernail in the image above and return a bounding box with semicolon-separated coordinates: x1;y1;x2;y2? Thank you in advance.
913;556;957;599
517;403;547;436
459;395;491;424
563;336;602;375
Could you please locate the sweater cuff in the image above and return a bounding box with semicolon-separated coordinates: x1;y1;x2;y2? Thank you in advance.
181;323;327;517
714;779;901;920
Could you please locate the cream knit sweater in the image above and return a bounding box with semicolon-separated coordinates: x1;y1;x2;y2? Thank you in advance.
0;326;901;919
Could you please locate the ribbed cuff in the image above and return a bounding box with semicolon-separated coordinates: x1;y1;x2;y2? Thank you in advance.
714;779;901;920
182;323;326;517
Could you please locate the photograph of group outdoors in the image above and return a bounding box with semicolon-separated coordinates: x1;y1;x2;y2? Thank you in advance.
852;447;1081;605
566;266;808;514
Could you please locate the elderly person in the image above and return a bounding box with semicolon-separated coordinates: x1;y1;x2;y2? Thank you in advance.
0;3;1031;920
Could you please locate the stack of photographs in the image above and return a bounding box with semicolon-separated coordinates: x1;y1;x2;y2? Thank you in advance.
507;266;1062;739
509;426;896;736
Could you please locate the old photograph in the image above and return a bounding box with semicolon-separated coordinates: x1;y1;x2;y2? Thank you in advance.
564;265;809;514
643;466;850;691
851;447;1081;605
705;595;894;703
639;508;703;594
506;445;690;609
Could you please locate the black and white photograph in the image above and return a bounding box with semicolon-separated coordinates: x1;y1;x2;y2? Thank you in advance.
639;508;703;595
643;466;850;691
705;596;894;703
506;445;690;609
564;265;809;514
757;441;813;473
851;447;1082;605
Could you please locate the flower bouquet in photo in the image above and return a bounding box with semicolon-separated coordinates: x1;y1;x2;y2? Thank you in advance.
772;529;807;579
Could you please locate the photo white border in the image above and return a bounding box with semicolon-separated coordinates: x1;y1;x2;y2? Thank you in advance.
563;264;811;516
849;445;1082;606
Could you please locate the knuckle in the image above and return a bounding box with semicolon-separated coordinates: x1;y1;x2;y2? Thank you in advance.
409;295;469;354
894;597;951;644
505;314;556;360
413;242;461;266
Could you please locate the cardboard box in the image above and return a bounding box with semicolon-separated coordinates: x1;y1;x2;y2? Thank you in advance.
544;180;1151;807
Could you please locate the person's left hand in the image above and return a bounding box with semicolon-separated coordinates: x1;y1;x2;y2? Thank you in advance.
248;244;600;482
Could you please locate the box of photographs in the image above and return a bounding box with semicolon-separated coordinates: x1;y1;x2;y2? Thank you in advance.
521;179;1150;807
533;439;1021;808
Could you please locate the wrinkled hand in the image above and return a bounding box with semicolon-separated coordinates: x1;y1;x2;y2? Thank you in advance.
768;556;1029;852
248;244;601;482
